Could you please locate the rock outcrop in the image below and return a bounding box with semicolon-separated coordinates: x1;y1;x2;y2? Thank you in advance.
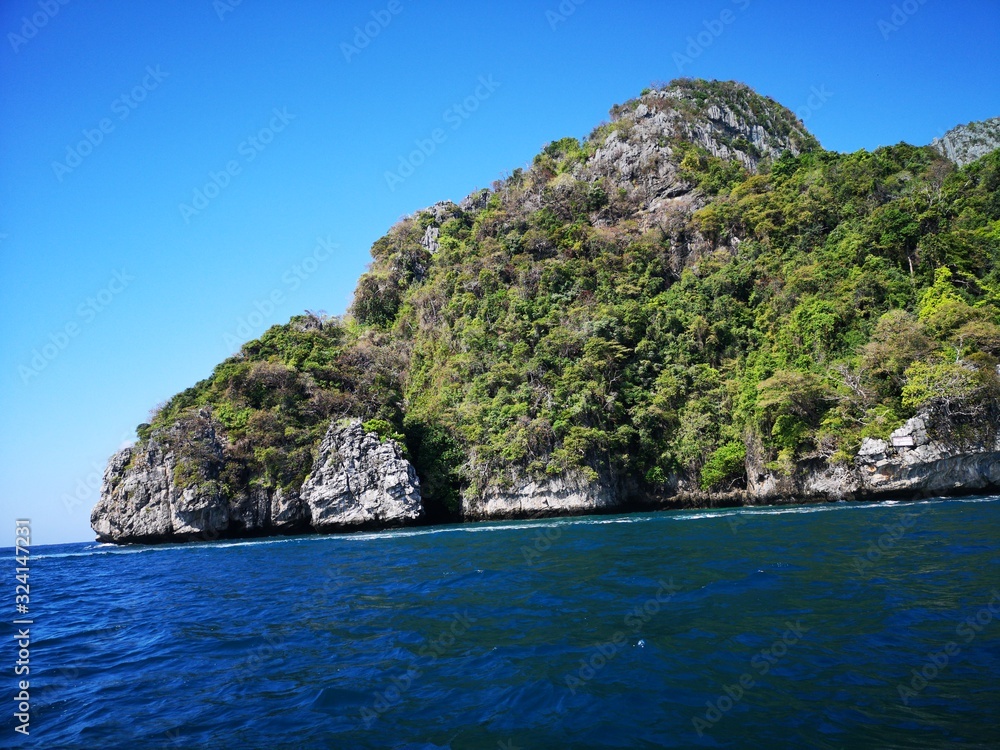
852;414;1000;497
301;420;422;530
740;413;1000;506
463;471;620;520
91;415;232;544
91;418;422;543
96;408;997;541
931;117;1000;167
463;413;1000;521
90;80;1000;543
586;81;817;196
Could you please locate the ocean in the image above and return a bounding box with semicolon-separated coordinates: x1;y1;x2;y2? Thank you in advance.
10;496;1000;749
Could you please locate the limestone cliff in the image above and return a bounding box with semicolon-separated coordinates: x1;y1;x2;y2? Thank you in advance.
301;420;422;530
591;81;816;186
931;117;1000;168
457;412;1000;521
92;418;422;543
463;470;621;520
741;413;1000;506
851;414;1000;497
91;78;1000;542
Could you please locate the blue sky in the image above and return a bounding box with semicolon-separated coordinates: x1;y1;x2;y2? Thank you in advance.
1;0;998;545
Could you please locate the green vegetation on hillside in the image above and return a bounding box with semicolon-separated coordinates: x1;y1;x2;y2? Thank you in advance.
139;80;1000;515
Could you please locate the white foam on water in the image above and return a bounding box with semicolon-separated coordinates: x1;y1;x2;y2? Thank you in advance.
35;535;306;560
947;495;1000;504
39;495;1000;558
35;546;161;561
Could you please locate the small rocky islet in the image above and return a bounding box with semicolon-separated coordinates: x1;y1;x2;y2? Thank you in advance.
92;79;1000;543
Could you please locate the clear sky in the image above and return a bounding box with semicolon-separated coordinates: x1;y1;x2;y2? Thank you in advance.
1;0;998;545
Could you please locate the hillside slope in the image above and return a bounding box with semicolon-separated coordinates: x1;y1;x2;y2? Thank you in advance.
92;79;1000;542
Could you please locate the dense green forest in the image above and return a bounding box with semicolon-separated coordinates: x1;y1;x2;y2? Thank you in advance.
140;80;1000;519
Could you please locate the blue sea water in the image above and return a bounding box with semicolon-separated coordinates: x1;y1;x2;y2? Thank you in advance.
6;496;1000;749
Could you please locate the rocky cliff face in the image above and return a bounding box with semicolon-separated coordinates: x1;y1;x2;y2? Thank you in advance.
91;415;233;544
593;81;816;182
931;117;1000;168
576;81;817;233
92;79;1000;542
463;471;621;520
742;413;1000;505
91;419;422;543
301;420;422;530
851;414;1000;497
462;413;1000;521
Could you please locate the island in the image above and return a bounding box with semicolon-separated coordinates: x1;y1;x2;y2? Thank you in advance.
92;79;1000;543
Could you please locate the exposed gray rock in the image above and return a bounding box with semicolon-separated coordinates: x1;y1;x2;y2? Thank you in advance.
464;471;619;520
301;420;423;529
891;414;929;446
95;405;1000;542
857;437;889;460
587;83;814;193
408;83;813;259
853;413;999;494
579;81;816;236
91;417;229;543
92;418;422;543
743;413;1000;504
800;463;858;500
465;411;1000;520
267;486;306;530
459;189;491;212
421;225;440;255
856;451;1000;496
931;117;1000;167
91;444;173;543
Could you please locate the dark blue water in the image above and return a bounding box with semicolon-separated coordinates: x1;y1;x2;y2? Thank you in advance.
7;496;1000;749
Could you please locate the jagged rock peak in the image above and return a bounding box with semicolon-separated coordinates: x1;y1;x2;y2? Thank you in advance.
931;117;1000;168
596;78;820;172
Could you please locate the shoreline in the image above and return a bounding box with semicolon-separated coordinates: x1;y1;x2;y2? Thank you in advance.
95;482;1000;546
